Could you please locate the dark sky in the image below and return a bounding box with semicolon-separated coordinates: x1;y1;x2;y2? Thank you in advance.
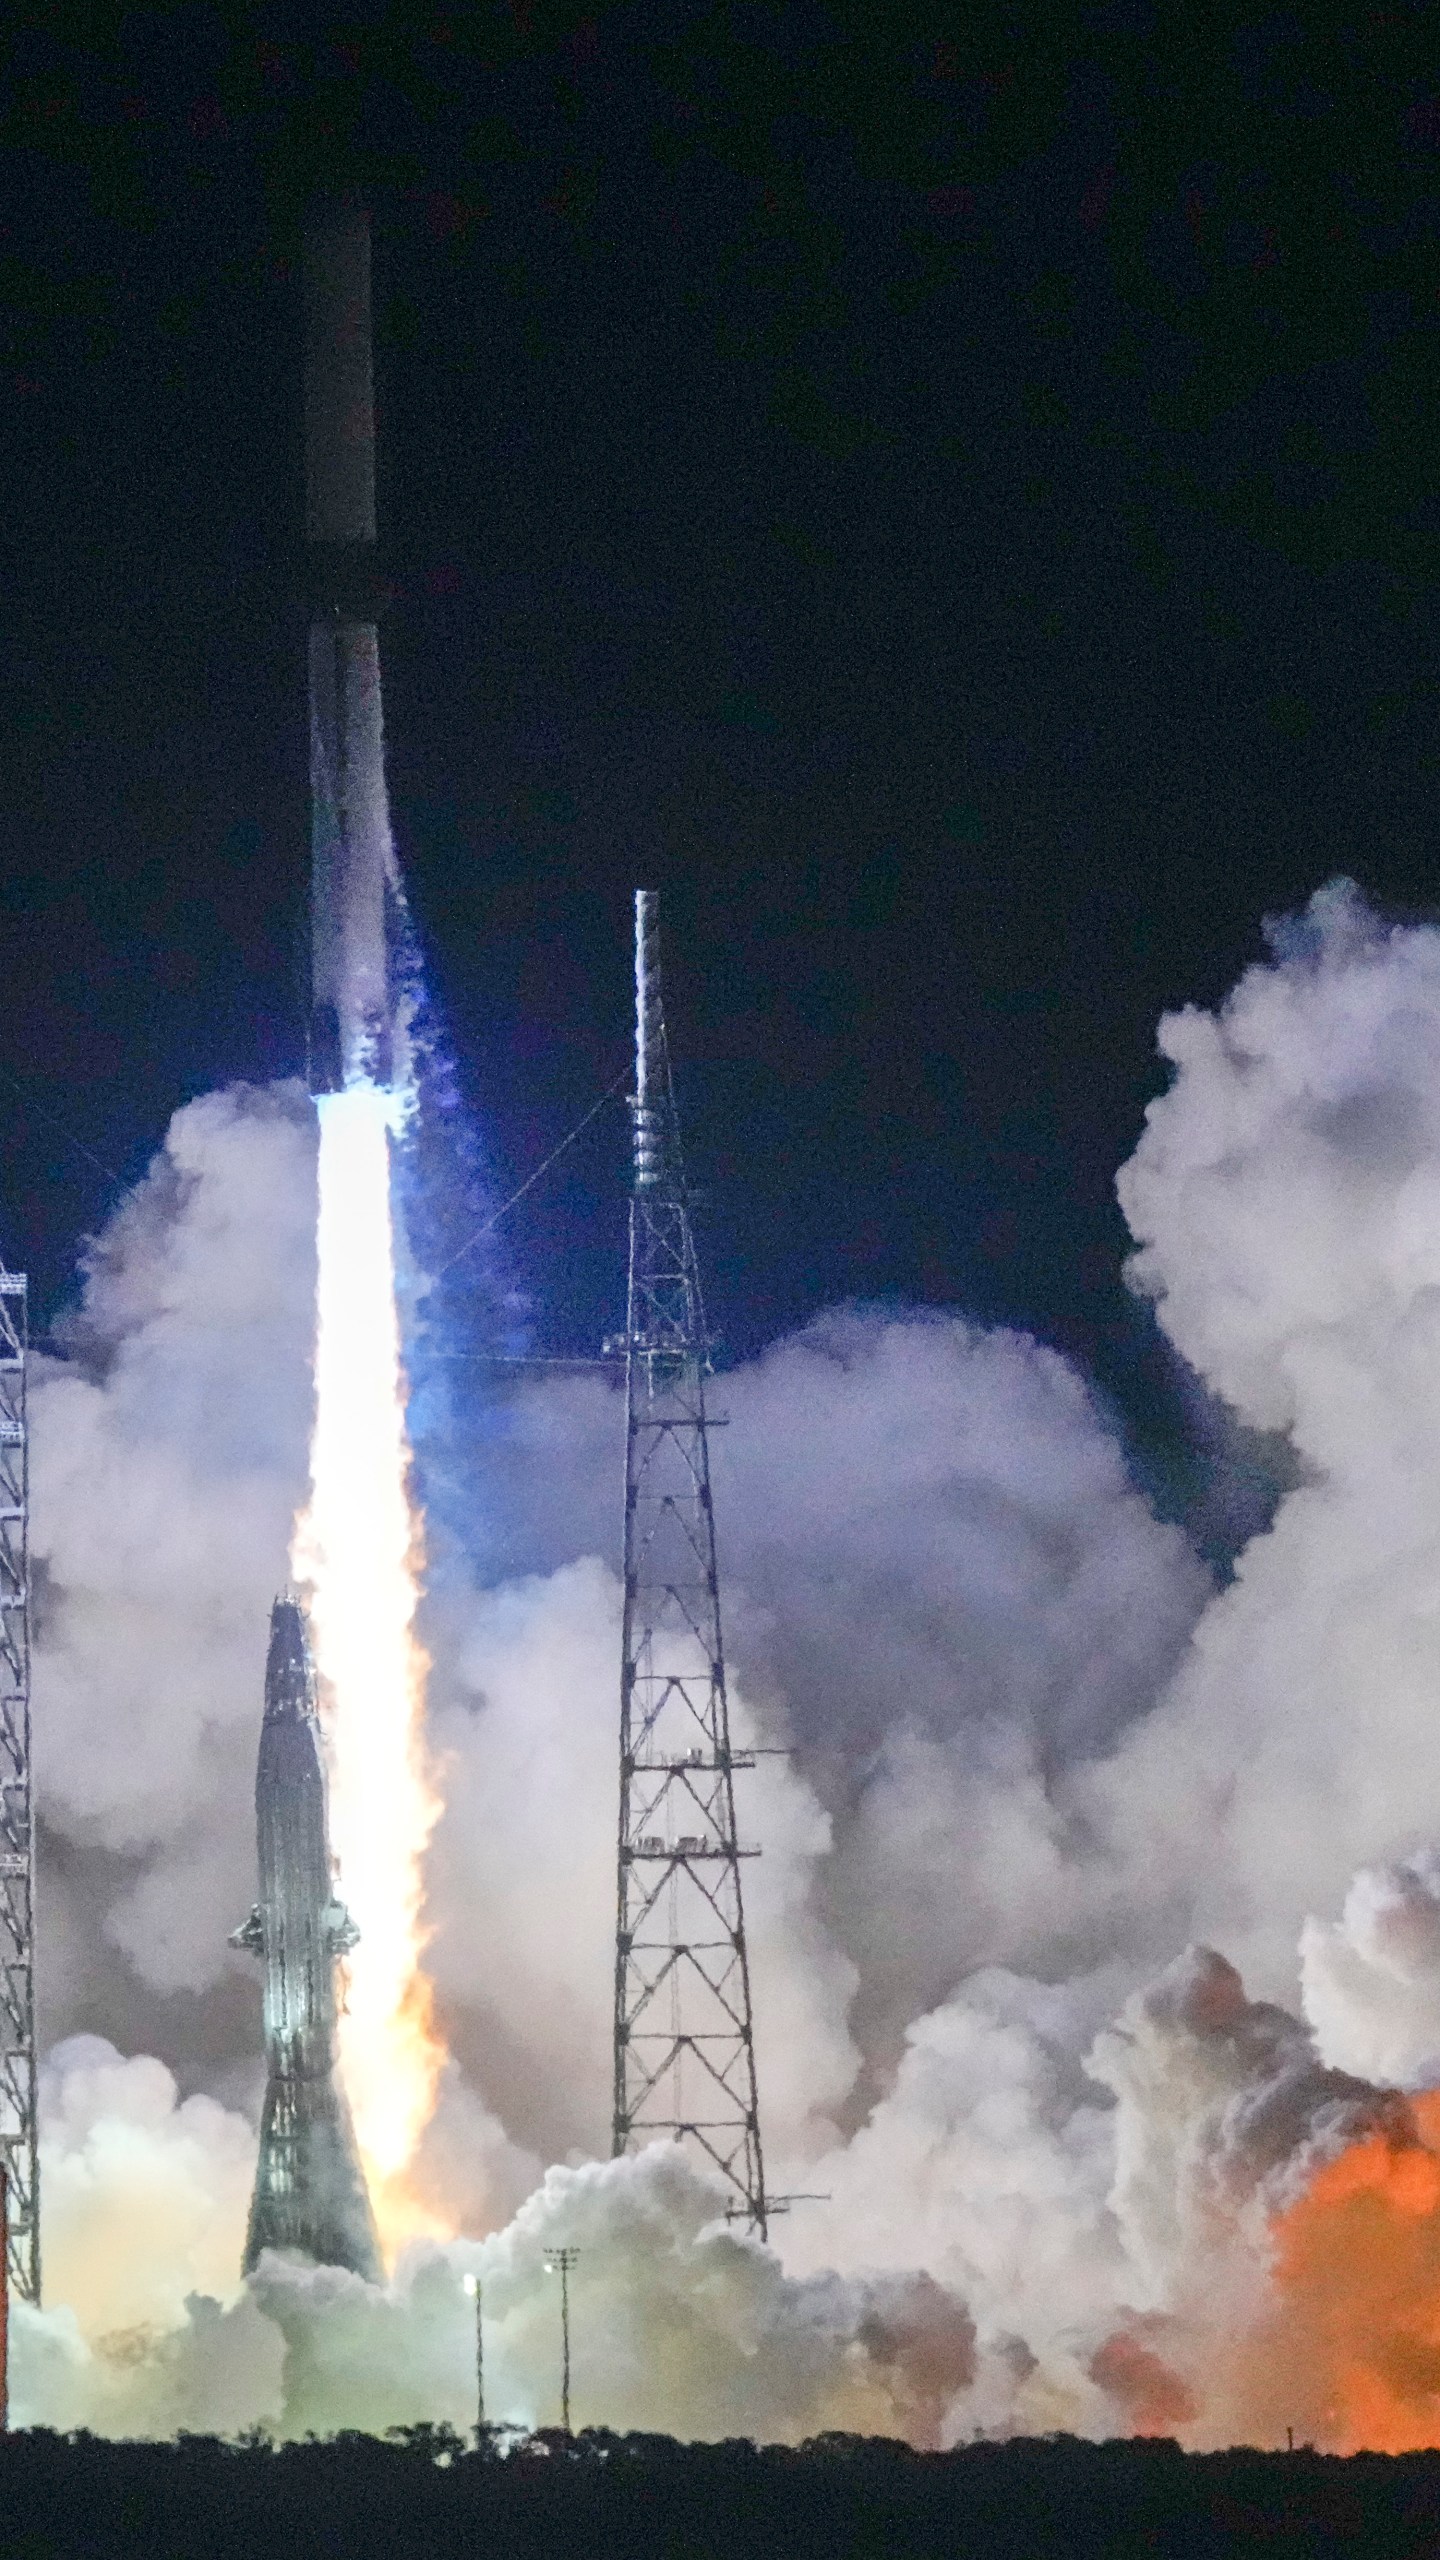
1;2;1437;1509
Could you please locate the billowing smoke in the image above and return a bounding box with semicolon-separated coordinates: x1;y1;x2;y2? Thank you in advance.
1068;886;1440;2003
16;2041;972;2444
464;1311;1208;2095
1302;1853;1440;2088
33;1083;315;2062
24;877;1440;2449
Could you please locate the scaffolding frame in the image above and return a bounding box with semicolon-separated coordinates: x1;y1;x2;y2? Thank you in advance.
0;1272;37;2302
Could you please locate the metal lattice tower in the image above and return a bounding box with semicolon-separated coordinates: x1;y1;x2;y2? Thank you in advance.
0;1272;37;2302
612;890;769;2235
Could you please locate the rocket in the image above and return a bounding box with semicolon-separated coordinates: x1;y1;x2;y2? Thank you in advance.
304;200;404;1095
230;1599;381;2281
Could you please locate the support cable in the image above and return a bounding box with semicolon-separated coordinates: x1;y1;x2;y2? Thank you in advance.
430;1065;629;1283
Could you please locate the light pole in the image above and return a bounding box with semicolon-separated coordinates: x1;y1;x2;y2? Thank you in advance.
544;2247;581;2433
461;2271;484;2440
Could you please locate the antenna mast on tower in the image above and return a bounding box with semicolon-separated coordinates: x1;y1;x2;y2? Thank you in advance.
612;891;769;2235
0;1270;37;2302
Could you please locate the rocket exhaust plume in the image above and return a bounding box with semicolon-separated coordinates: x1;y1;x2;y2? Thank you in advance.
291;1087;444;2254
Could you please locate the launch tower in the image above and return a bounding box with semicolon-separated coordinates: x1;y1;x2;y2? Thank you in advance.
0;1269;36;2303
231;1599;381;2280
612;892;770;2234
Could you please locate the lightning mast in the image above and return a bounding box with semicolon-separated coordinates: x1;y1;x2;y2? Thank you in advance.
0;1271;37;2302
612;891;769;2234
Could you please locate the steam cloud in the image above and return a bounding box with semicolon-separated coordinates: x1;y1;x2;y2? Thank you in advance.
21;878;1440;2448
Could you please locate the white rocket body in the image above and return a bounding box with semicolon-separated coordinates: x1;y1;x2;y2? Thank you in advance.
305;205;403;1094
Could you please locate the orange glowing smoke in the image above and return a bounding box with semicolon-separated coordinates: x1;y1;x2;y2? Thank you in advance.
292;1084;449;2262
1241;2089;1440;2453
1090;2324;1197;2437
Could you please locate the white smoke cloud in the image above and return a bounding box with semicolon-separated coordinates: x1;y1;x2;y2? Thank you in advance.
16;2042;973;2447
424;1553;859;2171
38;2035;254;2338
1092;880;1440;2002
782;1966;1130;2382
476;1313;1209;2067
1090;1947;1399;2307
32;1083;316;2012
1300;1851;1440;2088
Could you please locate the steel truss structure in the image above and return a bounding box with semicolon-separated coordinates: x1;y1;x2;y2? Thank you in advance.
0;1271;37;2301
612;890;770;2234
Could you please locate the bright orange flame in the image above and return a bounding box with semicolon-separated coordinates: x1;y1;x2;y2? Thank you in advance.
1254;2090;1440;2452
291;1084;449;2260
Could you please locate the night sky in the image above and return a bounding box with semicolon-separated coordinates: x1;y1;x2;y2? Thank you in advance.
2;3;1437;1515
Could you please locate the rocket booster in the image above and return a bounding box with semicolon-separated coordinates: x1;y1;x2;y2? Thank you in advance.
304;202;402;1095
230;1599;380;2281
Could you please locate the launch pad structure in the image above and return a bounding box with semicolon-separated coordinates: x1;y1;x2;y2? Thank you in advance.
612;892;771;2236
0;1270;37;2304
231;1598;380;2283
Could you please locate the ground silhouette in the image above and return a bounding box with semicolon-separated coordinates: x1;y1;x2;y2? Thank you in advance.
0;2426;1436;2555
